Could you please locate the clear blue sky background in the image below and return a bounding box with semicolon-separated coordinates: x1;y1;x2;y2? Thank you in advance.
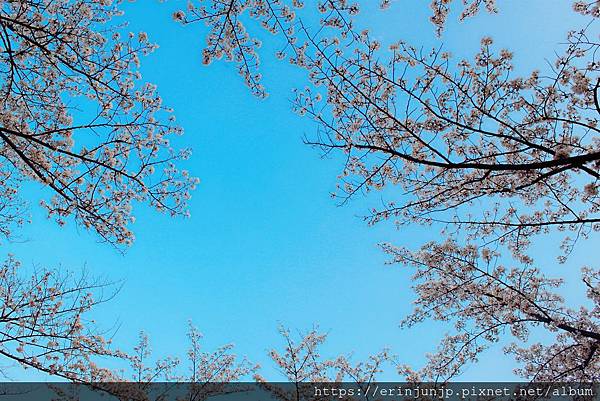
5;0;595;381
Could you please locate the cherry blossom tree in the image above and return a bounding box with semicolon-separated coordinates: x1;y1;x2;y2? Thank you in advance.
180;0;600;382
179;1;599;261
42;321;255;400
0;0;198;247
91;323;255;400
0;0;202;383
386;241;600;382
0;255;122;382
256;326;392;401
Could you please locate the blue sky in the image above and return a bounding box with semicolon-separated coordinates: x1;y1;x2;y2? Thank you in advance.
5;0;595;381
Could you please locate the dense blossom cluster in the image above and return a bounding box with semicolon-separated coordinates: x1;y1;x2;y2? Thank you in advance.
574;0;600;17
0;0;198;246
429;0;497;34
0;168;24;242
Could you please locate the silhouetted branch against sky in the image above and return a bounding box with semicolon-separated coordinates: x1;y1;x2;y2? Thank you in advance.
0;0;199;248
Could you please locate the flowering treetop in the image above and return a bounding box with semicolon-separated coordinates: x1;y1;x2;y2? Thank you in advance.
0;0;198;247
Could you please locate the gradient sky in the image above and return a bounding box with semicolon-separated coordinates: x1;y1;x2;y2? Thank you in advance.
5;0;595;381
